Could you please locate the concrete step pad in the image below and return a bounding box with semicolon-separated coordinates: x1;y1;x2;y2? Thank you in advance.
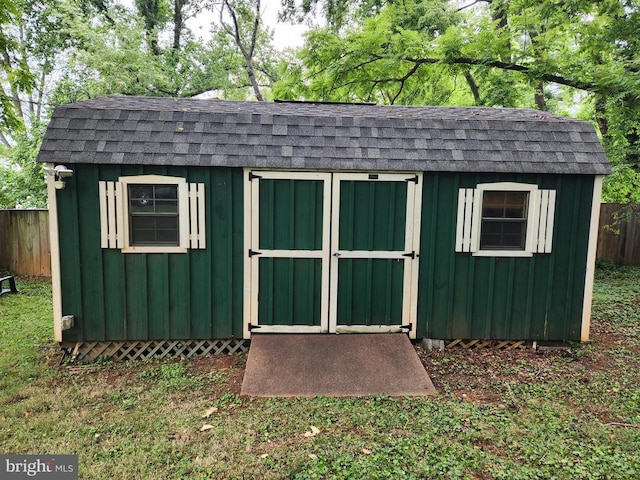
241;333;436;397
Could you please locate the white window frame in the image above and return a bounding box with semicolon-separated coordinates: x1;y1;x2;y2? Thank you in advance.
456;182;556;257
100;174;205;253
119;175;189;253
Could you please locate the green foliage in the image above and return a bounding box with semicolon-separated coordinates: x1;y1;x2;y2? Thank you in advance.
0;0;283;207
139;362;202;391
279;0;640;204
0;124;47;208
276;1;471;104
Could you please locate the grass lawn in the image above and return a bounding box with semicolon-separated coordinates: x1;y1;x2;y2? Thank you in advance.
0;266;639;479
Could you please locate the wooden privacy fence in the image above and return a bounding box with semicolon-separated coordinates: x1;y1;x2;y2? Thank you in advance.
0;209;51;276
0;204;638;277
597;204;640;265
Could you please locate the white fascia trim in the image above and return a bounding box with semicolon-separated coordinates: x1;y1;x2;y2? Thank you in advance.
46;164;63;342
581;175;604;342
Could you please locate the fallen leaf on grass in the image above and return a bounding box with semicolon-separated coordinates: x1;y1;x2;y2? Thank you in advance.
200;424;214;432
362;448;372;455
304;425;321;437
202;407;219;418
260;454;269;459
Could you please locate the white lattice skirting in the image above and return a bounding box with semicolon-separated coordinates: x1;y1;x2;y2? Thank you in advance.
446;339;530;350
61;339;249;362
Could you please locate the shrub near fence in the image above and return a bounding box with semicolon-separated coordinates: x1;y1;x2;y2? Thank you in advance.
0;205;638;278
0;209;51;277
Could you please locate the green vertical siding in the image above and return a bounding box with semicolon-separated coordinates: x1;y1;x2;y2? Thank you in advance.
417;173;594;342
259;179;324;250
57;166;595;343
256;178;325;327
338;180;407;251
336;258;404;326
258;258;323;326
336;180;407;326
57;164;244;342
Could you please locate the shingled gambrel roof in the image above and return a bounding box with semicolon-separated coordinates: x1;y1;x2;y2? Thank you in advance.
37;96;611;175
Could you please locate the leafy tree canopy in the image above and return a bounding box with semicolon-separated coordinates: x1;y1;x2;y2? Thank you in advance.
0;0;281;208
276;0;640;203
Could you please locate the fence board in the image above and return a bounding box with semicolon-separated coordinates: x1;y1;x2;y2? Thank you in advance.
0;210;51;276
596;204;640;265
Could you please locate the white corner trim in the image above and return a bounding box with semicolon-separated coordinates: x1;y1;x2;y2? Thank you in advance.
46;164;63;342
581;175;604;342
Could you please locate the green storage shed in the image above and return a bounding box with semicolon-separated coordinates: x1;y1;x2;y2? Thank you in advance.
36;96;610;360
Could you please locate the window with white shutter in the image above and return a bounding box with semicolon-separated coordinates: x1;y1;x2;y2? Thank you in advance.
456;182;555;256
99;175;205;253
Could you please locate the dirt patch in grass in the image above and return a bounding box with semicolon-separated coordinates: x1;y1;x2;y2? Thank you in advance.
418;345;554;387
415;322;638;410
191;354;247;395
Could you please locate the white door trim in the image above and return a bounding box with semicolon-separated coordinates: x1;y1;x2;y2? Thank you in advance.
245;170;332;335
328;172;422;338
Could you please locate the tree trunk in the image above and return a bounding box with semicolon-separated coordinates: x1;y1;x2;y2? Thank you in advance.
534;81;546;111
173;0;184;51
464;71;481;105
221;0;265;101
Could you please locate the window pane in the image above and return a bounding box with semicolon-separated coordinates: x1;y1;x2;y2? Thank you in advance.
482;191;527;219
128;183;180;246
480;190;528;250
482;191;506;208
129;185;154;201
156;216;178;229
131;217;157;244
155;185;178;199
131;229;156;244
483;207;504;218
155;200;178;213
156;229;178;243
132;216;157;229
130;200;155;213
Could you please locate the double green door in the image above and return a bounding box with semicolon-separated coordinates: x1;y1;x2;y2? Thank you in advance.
246;171;421;338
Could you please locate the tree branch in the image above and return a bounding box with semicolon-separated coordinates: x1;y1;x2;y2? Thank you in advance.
248;0;260;59
464;71;481;104
0;131;10;148
404;55;598;92
457;0;486;12
221;0;264;101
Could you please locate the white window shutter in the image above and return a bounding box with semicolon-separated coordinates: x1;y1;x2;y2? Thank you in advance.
188;183;206;249
456;188;476;252
99;181;123;249
533;189;556;253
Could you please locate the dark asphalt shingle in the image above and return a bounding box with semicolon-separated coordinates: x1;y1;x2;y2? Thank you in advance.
37;96;611;175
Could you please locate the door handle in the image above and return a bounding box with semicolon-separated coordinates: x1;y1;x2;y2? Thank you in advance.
333;252;341;257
